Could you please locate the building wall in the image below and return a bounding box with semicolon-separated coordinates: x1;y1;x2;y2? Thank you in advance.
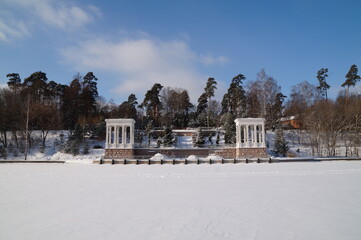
236;148;267;158
104;147;267;159
104;149;134;159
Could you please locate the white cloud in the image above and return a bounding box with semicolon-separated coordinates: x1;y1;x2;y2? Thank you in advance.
32;2;96;29
60;37;227;102
0;0;100;41
0;16;30;42
201;54;228;66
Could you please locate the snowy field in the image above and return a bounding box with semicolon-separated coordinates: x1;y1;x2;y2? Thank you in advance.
1;162;361;240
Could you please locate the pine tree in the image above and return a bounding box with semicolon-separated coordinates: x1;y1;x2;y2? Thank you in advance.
267;92;287;130
140;83;163;126
216;133;220;145
63;126;82;155
222;74;246;117
341;64;361;98
23;71;48;102
163;126;173;147
222;113;236;144
80;72;98;118
195;128;206;147
6;73;22;91
316;68;330;99
273;127;289;157
61;76;82;129
204;77;217;104
208;134;213;145
118;94;138;119
204;77;217;127
197;93;208;114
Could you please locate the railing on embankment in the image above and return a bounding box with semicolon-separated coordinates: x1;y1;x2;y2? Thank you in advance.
94;157;361;165
0;160;65;164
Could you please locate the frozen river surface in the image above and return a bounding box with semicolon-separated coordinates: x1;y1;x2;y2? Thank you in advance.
1;161;361;240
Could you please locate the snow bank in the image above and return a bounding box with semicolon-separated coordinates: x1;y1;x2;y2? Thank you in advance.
186;155;198;160
64;159;94;165
205;153;223;160
150;153;169;160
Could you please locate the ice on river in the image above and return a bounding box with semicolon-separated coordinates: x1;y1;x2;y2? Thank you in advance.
1;161;361;240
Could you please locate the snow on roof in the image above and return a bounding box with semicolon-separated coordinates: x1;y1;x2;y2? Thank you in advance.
234;118;265;125
105;119;135;124
280;116;297;122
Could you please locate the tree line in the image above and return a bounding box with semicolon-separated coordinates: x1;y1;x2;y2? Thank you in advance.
284;64;361;157
0;64;360;157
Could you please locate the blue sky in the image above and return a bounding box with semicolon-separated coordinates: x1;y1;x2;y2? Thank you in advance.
0;0;360;103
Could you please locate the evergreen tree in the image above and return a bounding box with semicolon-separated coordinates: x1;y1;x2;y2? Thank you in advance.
273;127;289;157
197;93;208;114
61;76;82;129
216;132;220;145
195;128;206;147
118;94;138;119
6;73;22;91
222;74;246;117
204;77;217;127
204;77;217;102
23;71;48;102
316;68;330;99
140;83;163;126
80;72;98;118
63;127;82;156
208;134;213;145
341;64;361;98
163;126;173;147
267;92;287;130
222;113;236;144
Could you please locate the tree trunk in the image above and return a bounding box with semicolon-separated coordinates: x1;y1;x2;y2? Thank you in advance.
12;131;18;148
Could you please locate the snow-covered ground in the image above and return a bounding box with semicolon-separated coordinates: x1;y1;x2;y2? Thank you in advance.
1;161;361;240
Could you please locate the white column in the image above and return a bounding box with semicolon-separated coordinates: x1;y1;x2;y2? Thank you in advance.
245;125;249;147
250;125;253;146
115;126;119;147
251;124;256;147
242;125;245;146
250;125;254;147
261;124;266;147
122;125;126;146
105;126;109;148
236;125;239;147
255;125;258;145
239;125;242;147
126;126;130;144
130;125;134;146
120;125;124;146
109;126;112;146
